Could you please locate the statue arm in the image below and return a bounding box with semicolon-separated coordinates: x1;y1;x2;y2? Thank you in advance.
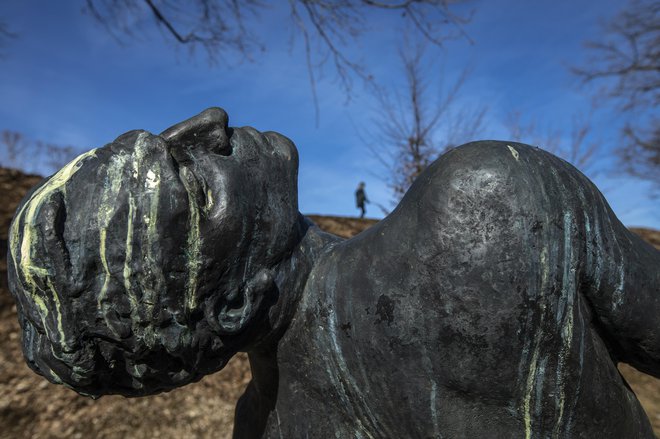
412;141;660;377
581;209;660;377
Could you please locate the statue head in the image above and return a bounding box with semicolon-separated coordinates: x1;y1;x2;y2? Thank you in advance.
8;108;301;396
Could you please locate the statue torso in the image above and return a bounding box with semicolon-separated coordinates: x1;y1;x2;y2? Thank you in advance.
237;143;657;438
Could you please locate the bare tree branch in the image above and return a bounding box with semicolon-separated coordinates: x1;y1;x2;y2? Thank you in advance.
292;0;370;98
144;0;199;44
364;44;487;201
504;111;602;177
620;121;660;191
573;2;660;111
0;131;25;168
84;0;474;117
84;0;265;64
572;0;659;187
1;130;78;174
0;20;17;59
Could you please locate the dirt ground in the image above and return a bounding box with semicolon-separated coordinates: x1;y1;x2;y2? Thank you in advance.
1;168;658;438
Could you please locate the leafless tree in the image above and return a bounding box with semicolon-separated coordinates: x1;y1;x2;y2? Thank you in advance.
365;44;486;201
83;1;474;119
0;20;17;59
619;125;659;189
0;130;25;168
41;142;76;172
504;111;601;177
1;130;77;174
572;0;659;188
565;114;602;173
84;0;265;62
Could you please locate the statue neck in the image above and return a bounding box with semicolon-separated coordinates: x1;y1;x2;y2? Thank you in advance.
233;216;341;435
246;214;342;353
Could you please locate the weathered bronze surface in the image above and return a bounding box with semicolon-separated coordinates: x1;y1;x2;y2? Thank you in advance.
8;108;660;438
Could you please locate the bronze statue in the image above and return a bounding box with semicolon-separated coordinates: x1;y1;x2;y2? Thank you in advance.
8;108;660;438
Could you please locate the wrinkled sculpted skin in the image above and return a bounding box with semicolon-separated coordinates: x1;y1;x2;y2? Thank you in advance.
8;108;660;438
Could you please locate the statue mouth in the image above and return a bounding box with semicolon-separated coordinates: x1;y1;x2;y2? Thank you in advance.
21;316;104;397
20;305;227;398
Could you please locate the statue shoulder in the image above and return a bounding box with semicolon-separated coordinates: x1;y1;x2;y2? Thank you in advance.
413;141;549;200
331;140;580;272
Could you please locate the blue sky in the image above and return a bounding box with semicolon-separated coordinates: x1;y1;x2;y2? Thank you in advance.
1;1;658;228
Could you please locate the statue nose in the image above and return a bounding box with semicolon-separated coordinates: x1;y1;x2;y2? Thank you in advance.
160;107;231;156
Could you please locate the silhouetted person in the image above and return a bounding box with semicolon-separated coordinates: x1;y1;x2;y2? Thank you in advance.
355;181;369;218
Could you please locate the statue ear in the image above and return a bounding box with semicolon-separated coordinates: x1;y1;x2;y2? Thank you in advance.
216;269;275;335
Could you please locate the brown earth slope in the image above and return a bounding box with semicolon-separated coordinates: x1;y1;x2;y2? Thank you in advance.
0;168;658;438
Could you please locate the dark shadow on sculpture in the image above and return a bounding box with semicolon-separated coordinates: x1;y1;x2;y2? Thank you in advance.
7;108;660;438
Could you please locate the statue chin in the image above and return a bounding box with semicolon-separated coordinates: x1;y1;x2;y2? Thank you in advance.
20;290;238;398
16;264;226;397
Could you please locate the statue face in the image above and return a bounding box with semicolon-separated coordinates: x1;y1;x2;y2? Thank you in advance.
8;108;300;396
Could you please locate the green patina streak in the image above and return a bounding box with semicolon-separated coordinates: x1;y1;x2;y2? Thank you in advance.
552;213;576;437
131;133;149;178
507;144;520;161
33;295;50;338
123;195;139;316
45;278;67;347
99;229;110;302
121;132;151;323
554;311;574;436
97;154;128;309
523;246;549;439
204;188;214;213
47;368;64;384
142;164;162;346
180;167;202;311
9;149;97;349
